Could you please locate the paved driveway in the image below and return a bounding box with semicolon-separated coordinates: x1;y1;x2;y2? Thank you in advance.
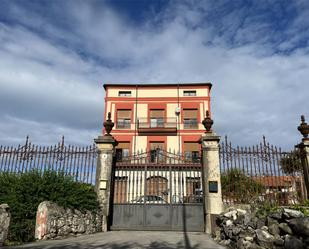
9;231;226;249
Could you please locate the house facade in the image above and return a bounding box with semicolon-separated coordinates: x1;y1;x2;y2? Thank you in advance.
103;82;212;160
100;83;222;232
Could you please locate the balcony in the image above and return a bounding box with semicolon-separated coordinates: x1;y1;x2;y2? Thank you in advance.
138;117;177;134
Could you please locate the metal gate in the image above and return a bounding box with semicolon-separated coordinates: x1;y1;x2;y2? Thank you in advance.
111;149;204;231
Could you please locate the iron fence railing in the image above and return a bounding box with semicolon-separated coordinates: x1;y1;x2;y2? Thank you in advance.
1;135;307;206
220;136;306;205
0;136;97;184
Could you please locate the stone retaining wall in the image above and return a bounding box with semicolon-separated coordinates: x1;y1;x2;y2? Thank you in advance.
0;204;10;246
215;206;309;249
35;201;102;240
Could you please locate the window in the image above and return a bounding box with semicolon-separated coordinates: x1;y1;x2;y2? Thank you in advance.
183;90;196;96
184;151;199;162
184;142;200;162
118;91;131;97
191;151;200;162
150;142;164;162
183;109;198;129
150;109;164;128
184;119;198;129
185;151;200;162
117;110;131;128
116;142;130;161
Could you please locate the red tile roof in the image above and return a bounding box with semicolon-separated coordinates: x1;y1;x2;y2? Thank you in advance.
253;176;301;187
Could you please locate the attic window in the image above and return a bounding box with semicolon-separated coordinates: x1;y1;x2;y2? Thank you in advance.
118;91;131;97
183;90;196;96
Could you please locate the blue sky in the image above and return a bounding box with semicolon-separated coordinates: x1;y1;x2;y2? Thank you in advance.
0;0;308;149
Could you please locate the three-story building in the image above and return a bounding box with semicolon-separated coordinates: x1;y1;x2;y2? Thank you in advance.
103;82;212;161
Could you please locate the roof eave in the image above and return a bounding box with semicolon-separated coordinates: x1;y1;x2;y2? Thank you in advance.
103;82;212;90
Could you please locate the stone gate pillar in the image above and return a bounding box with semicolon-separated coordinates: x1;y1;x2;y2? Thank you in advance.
201;111;224;234
0;204;10;247
94;112;117;232
297;115;309;199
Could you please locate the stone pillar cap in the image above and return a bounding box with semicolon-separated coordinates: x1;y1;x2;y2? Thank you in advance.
0;203;9;210
94;135;118;146
200;132;221;142
296;139;309;148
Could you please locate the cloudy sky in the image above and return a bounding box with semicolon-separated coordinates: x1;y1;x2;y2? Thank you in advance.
0;0;308;149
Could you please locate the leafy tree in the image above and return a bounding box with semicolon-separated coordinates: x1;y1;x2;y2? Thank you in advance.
221;168;263;202
0;170;99;243
280;150;303;174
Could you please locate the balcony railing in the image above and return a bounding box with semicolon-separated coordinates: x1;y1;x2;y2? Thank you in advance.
184;119;198;129
138;117;177;133
116;120;131;129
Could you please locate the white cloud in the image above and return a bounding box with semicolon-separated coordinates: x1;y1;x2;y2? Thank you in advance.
0;1;308;150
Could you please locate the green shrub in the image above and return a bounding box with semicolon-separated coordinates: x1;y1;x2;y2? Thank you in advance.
280;150;302;174
288;203;309;216
221;168;264;203
255;200;309;218
0;170;99;243
255;202;280;218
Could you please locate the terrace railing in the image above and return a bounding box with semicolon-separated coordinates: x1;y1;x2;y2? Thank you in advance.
137;117;177;133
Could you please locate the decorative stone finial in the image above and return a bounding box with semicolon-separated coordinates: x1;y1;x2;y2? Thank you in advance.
103;112;114;136
202;110;213;133
298;115;309;139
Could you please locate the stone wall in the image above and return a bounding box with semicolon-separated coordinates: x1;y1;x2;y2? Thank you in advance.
215;206;309;249
0;204;10;246
35;201;102;240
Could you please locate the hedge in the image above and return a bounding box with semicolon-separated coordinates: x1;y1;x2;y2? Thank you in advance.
0;170;99;243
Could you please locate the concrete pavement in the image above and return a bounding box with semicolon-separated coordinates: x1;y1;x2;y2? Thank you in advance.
9;231;226;249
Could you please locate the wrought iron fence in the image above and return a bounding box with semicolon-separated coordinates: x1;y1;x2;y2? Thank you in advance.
220;136;306;205
0;136;97;184
1;135;306;205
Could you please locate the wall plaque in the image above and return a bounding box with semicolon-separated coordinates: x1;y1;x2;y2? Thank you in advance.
99;180;107;190
209;181;218;193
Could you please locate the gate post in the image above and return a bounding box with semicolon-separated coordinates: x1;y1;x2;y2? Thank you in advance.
94;112;118;232
297;115;309;199
201;111;223;234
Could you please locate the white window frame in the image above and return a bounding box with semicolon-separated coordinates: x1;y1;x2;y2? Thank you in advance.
183;90;196;96
118;91;132;97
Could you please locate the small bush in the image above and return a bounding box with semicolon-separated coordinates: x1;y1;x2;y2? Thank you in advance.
221;168;263;203
0;170;99;243
255;202;280;218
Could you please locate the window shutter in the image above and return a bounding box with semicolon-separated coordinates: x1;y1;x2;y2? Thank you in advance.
117;110;131;119
183;109;198;119
117;142;130;149
184;142;199;151
150;109;164;118
150;142;164;150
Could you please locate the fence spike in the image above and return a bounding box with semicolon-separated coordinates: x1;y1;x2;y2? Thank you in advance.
25;135;29;147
